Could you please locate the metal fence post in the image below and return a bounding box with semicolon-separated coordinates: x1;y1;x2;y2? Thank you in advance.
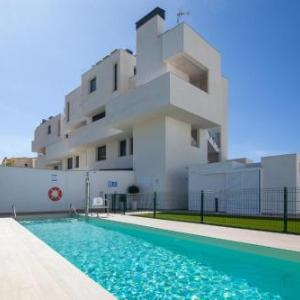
153;192;157;218
112;194;116;214
123;194;127;215
200;190;204;223
85;172;90;217
283;187;288;233
215;197;218;213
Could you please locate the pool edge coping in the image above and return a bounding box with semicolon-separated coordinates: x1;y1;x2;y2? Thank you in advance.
102;214;300;253
0;218;116;300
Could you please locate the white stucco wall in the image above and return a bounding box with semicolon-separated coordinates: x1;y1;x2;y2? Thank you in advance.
188;162;261;214
136;15;166;85
32;114;62;153
261;154;300;214
261;154;298;188
189;155;300;215
133;116;166;193
88;137;133;171
0;167;134;214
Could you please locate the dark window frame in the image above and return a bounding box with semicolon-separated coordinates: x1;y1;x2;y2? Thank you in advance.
113;63;118;91
47;125;51;135
57;119;61;137
97;145;106;161
119;140;126;157
67;157;73;169
89;77;97;93
130;137;133;155
66;102;70;122
75;156;79;168
92;111;106;122
191;128;199;147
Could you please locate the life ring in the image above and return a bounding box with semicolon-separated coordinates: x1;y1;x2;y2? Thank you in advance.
48;187;63;201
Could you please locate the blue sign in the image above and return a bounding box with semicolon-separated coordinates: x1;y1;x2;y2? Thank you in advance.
108;180;118;188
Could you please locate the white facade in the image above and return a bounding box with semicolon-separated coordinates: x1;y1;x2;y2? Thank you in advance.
0;166;134;214
32;7;227;206
189;154;300;214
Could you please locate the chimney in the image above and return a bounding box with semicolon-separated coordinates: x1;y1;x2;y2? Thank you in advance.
135;7;165;31
135;7;166;85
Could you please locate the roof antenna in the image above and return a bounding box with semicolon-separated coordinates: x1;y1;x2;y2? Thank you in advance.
177;9;190;24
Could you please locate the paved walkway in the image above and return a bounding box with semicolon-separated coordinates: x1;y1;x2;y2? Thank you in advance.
105;214;300;252
0;218;115;300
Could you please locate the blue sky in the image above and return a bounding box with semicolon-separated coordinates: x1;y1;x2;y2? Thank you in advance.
0;0;299;162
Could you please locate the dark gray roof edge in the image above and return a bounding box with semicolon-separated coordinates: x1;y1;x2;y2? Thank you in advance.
136;7;165;29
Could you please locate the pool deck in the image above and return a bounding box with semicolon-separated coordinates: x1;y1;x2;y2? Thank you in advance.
105;214;300;252
0;218;116;300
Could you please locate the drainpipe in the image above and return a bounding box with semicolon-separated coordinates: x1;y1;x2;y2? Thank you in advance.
85;171;90;216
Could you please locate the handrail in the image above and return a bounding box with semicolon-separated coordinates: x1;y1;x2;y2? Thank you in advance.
12;204;16;219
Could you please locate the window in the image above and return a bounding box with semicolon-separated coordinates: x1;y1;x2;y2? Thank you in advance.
47;125;51;135
130;137;133;155
190;69;208;93
92;111;106;122
75;156;79;168
58;119;61;137
67;157;73;169
113;63;118;91
134;66;137;76
97;145;106;161
65;133;69;139
119;140;126;157
191;128;199;147
66;102;70;122
89;77;97;93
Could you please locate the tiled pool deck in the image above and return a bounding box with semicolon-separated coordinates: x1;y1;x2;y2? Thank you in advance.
0;218;116;300
105;214;300;252
1;215;300;299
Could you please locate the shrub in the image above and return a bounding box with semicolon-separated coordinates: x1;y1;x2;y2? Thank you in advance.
127;185;140;194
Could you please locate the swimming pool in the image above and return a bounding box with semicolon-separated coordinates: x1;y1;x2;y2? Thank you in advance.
20;217;300;300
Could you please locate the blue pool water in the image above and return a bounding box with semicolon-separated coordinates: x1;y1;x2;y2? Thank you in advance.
20;217;300;300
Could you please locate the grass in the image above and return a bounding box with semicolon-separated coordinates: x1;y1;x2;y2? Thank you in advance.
136;211;300;234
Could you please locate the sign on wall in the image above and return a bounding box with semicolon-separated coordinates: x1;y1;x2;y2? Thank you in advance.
51;174;58;182
108;180;118;188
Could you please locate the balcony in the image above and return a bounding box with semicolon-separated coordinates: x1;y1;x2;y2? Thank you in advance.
162;23;221;72
45;119;121;161
107;72;223;130
81;93;107;117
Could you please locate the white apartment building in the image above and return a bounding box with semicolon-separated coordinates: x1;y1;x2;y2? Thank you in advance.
32;7;227;200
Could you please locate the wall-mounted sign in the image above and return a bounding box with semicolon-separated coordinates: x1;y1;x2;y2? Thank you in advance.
108;180;118;188
51;174;58;182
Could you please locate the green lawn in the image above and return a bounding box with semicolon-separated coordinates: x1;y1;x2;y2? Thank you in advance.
136;212;300;234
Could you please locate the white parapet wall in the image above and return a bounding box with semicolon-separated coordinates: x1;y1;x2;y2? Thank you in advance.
261;154;300;215
0;166;134;214
188;161;261;214
189;154;300;215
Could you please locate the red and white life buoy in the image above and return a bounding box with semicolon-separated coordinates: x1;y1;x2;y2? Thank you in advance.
48;187;63;201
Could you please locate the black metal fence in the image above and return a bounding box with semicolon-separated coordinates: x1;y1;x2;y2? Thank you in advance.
106;187;300;234
189;187;300;234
